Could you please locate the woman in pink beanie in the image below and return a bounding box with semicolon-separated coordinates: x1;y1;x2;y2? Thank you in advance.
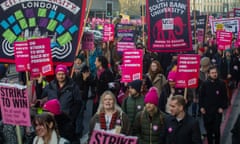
132;87;166;144
43;99;79;143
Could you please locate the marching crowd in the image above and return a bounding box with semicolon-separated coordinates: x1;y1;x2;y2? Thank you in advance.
0;35;240;144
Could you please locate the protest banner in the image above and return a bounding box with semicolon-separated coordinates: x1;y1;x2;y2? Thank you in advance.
14;41;30;72
211;18;240;35
146;0;192;52
29;38;54;77
121;50;143;82
103;24;114;42
237;32;240;46
234;8;240;17
82;32;94;50
0;0;86;66
116;24;136;51
216;31;232;50
175;54;200;88
89;130;138;144
191;15;207;44
0;83;30;126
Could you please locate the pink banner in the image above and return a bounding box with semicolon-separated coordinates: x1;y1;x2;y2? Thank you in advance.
82;32;94;50
29;38;54;77
175;54;200;88
216;31;232;50
121;50;143;82
197;28;204;43
237;32;240;46
0;83;31;126
89;130;138;144
14;41;30;72
103;24;114;42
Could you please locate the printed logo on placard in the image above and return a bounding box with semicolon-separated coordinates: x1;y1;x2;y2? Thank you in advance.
42;64;51;74
133;73;140;80
32;68;39;73
188;78;197;86
162;18;174;30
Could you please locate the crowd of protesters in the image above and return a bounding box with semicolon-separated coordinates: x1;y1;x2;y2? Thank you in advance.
0;28;240;144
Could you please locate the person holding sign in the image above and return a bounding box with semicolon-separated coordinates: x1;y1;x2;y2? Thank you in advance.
89;91;130;140
36;64;82;141
32;112;70;144
133;87;166;144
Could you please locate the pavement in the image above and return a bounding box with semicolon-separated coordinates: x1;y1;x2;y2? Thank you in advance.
221;87;240;144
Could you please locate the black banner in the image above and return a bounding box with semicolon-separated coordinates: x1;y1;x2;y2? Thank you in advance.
191;15;207;44
0;0;86;66
146;0;192;52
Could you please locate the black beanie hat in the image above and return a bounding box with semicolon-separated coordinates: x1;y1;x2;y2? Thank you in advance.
128;79;142;92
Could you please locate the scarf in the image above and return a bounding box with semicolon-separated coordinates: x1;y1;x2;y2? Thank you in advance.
33;130;59;144
99;112;118;130
97;68;105;79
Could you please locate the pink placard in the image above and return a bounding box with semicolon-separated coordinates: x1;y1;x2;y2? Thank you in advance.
29;38;54;77
82;32;94;50
89;130;138;144
14;41;30;72
121;50;143;82
103;24;114;42
216;31;232;50
197;29;204;43
237;32;240;46
0;83;31;126
175;54;200;88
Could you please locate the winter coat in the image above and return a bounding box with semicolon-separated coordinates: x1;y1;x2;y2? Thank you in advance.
146;73;167;96
39;77;82;123
220;57;238;80
199;78;228;115
163;114;202;144
54;113;78;143
95;69;114;97
132;110;165;144
121;95;145;129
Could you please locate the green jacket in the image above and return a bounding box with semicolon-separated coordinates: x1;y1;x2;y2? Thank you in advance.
133;110;165;144
121;95;145;129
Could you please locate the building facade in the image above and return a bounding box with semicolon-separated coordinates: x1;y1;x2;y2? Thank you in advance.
190;0;240;14
88;0;121;18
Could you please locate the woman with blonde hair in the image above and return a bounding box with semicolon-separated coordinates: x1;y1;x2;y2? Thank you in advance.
89;91;130;137
32;112;69;144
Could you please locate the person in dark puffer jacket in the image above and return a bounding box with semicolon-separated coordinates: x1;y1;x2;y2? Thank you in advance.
133;87;166;144
121;79;145;133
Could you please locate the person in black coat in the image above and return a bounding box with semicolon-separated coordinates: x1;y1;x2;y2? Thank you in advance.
43;99;79;144
92;56;114;114
162;95;202;144
199;65;228;144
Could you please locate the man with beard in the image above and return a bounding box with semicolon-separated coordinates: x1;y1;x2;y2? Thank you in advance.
36;64;82;144
122;79;144;133
199;65;228;144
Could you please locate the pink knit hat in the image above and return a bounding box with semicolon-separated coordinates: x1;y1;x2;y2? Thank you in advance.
144;87;159;106
167;71;176;82
43;99;61;115
55;64;68;74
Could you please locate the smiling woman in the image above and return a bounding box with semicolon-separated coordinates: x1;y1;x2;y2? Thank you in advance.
88;91;130;142
32;112;70;144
